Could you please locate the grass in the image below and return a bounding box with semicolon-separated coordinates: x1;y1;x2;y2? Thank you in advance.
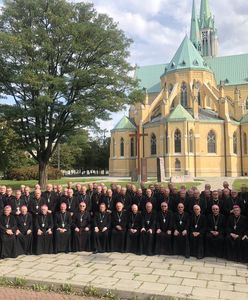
232;179;248;191
0;177;202;190
0;178;104;190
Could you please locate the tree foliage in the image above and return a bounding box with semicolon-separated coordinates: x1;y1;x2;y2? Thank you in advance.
0;0;140;187
0;120;35;176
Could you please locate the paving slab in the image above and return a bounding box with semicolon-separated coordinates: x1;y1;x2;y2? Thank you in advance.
0;252;247;300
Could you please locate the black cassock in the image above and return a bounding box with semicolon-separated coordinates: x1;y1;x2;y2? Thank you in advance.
28;198;46;219
140;211;156;256
63;196;79;216
189;214;206;259
206;199;225;216
72;211;91;252
173;212;190;258
35;213;54;255
226;214;247;262
54;211;72;253
16;213;33;256
77;193;91;212
42;191;58;213
126;212;142;254
91;193;103;214
6;197;25;215
155;211;174;255
0;214;17;258
188;198;207;215
110;210;127;252
93;212;111;252
205;214;226;258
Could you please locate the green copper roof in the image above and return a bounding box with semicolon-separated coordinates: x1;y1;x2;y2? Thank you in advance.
240;114;248;124
135;64;168;93
112;116;136;131
167;35;211;74
200;0;211;28
190;0;201;48
167;104;194;122
206;54;248;86
135;53;248;94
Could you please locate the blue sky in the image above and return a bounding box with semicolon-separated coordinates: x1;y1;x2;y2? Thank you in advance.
1;0;248;135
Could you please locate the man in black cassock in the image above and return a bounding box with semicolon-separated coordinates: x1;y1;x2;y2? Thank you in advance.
0;206;17;258
238;185;248;216
173;203;190;258
126;204;142;254
21;186;33;207
116;187;132;212
42;184;58;214
3;187;15;207
93;202;111;253
35;204;54;255
63;189;79;217
28;189;45;219
101;189;115;213
188;190;207;215
91;185;103;215
189;204;206;259
16;205;33;256
206;190;225;216
8;190;25;216
111;202;127;253
155;202;174;255
72;202;91;252
77;185;91;212
205;204;226;258
54;202;72;253
140;202;156;256
226;205;247;262
226;190;240;215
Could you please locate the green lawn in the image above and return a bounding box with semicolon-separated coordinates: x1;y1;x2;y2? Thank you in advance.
0;178;201;191
232;179;248;191
0;178;103;190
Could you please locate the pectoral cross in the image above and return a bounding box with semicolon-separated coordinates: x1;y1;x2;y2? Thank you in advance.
129;125;148;182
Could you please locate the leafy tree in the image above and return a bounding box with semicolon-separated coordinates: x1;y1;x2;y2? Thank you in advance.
0;121;35;176
0;0;140;188
51;129;89;171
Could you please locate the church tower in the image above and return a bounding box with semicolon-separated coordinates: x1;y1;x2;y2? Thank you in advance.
190;0;219;58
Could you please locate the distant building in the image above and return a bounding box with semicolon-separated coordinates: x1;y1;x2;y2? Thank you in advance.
109;0;248;177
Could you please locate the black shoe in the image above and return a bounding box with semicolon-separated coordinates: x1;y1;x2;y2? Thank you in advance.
93;250;98;254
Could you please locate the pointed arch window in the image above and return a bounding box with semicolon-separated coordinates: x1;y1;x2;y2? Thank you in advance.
244;133;247;155
169;84;173;94
233;132;238;154
174;129;182;153
175;159;181;171
113;138;116;157
181;82;187;107
151;133;157;155
246;98;248;110
189;130;194;153
130;137;135;157
207;130;216;153
198;91;201;106
120;138;124;157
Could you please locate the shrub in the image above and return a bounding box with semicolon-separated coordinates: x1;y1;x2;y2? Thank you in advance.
5;165;62;180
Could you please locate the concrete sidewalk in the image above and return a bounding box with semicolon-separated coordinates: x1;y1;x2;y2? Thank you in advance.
0;252;247;300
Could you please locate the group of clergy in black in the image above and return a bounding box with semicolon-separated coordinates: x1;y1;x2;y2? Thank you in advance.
0;180;248;263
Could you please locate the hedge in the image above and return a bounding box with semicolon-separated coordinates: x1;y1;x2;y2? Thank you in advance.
5;166;63;181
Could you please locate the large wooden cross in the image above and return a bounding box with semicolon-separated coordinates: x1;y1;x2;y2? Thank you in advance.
129;125;148;182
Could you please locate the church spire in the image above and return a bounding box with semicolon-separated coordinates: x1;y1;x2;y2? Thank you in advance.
190;0;200;50
200;0;211;28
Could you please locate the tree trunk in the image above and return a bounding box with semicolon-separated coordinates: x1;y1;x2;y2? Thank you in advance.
39;161;48;189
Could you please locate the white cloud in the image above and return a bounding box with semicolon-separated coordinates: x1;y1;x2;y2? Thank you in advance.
74;0;248;132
